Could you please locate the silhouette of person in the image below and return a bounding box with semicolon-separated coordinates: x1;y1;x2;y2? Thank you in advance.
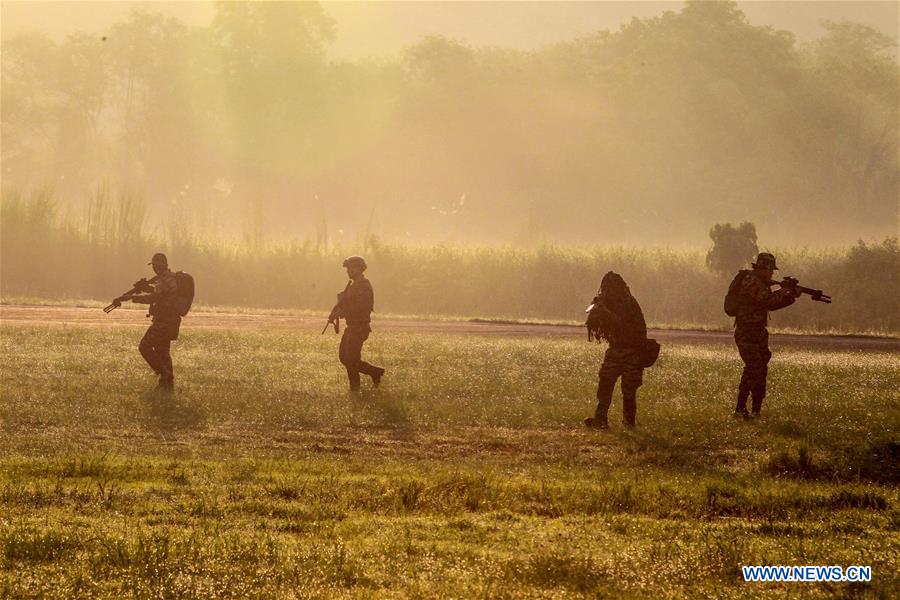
335;256;385;393
584;272;648;429
731;252;799;418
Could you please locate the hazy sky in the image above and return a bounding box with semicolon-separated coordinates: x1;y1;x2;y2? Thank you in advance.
3;1;898;59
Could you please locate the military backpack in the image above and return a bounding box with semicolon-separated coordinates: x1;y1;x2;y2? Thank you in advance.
723;270;750;317
174;271;195;316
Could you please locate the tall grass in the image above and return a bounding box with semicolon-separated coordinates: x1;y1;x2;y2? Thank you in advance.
2;188;898;333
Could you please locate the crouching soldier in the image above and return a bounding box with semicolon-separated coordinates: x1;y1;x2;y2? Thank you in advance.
584;272;648;429
330;256;385;393
726;252;800;418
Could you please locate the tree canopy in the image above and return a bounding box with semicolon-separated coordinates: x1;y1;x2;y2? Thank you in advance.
2;1;896;245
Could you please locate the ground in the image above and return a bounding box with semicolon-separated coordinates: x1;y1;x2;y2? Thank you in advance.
1;306;898;598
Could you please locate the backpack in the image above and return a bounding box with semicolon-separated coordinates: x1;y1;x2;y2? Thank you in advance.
174;271;195;316
641;338;661;368
724;270;749;317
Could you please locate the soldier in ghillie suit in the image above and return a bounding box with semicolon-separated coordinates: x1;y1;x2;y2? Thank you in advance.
333;256;385;393
730;252;800;418
584;272;648;429
130;253;181;390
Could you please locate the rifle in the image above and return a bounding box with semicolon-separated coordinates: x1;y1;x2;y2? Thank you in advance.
584;294;610;342
103;276;158;313
322;280;352;334
772;277;832;304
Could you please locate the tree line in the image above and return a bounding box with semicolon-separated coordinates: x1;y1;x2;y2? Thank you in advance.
2;1;897;245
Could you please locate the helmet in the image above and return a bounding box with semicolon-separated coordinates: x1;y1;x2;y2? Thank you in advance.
752;252;778;270
148;252;168;267
342;255;367;271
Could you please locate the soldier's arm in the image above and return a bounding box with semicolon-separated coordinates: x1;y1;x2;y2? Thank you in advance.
746;277;795;311
769;288;796;311
130;277;176;305
362;283;374;313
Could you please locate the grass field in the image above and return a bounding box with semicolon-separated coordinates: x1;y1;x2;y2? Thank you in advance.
1;321;898;598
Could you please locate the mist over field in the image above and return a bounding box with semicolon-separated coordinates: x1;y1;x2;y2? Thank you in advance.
2;0;898;246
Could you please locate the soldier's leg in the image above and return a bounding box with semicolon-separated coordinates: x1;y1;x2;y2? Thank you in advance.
339;329;363;389
359;361;385;386
352;328;384;383
139;326;164;375
157;338;174;387
593;358;622;426
735;326;764;416
620;362;644;428
751;329;772;415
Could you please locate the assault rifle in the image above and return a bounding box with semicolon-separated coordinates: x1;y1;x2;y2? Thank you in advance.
103;276;158;313
772;277;832;304
321;281;352;334
584;294;611;342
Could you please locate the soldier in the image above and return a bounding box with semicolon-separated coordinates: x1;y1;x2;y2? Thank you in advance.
335;256;385;393
584;272;648;429
731;252;800;418
129;253;182;390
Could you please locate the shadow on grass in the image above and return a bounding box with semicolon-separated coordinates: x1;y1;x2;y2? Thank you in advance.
768;418;806;439
139;389;207;433
352;392;416;440
765;441;900;484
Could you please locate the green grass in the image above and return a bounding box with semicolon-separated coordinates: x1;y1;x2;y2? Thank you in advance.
1;323;898;598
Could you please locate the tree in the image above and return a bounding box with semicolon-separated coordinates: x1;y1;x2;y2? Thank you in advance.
706;222;758;274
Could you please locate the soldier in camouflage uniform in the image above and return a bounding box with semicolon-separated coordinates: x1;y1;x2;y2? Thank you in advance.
732;252;800;418
584;272;648;429
129;253;182;390
336;256;385;392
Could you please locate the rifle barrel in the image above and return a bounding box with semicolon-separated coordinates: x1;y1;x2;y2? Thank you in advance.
772;279;831;303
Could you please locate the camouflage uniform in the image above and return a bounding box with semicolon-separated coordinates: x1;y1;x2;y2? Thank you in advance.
733;269;795;415
338;276;384;389
132;269;181;387
593;293;647;427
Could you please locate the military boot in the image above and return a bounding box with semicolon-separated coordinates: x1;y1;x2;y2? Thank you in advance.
734;390;750;419
157;374;174;392
751;393;765;417
622;392;637;428
583;417;609;430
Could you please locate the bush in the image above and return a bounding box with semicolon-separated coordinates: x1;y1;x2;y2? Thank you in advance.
706;222;758;275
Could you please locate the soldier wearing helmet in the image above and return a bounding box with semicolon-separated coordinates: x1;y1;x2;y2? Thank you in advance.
335;256;385;392
731;252;800;418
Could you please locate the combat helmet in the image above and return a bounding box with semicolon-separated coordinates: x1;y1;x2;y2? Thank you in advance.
342;255;367;271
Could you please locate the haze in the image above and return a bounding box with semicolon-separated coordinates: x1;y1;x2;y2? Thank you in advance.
2;1;898;245
4;2;899;58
